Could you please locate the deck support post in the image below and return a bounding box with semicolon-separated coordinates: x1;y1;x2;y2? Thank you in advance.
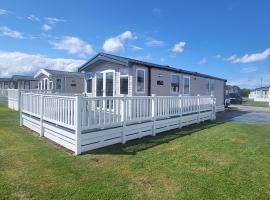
75;95;82;155
151;94;156;136
178;94;182;128
121;95;127;144
197;94;201;123
40;94;44;137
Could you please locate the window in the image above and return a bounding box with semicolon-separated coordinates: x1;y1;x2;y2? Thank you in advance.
157;80;164;85
56;79;61;89
49;81;53;90
71;80;76;87
86;78;92;93
210;80;215;91
206;79;211;94
183;76;190;95
120;68;128;94
207;79;214;94
136;69;145;93
171;74;179;93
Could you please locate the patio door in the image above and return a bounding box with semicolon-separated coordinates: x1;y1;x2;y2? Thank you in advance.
96;70;115;108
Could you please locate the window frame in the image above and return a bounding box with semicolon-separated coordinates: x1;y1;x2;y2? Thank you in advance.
56;78;61;90
183;76;190;95
86;78;93;94
136;68;145;94
119;68;129;95
170;74;180;94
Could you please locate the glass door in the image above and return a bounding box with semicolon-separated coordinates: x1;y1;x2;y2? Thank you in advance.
95;70;115;108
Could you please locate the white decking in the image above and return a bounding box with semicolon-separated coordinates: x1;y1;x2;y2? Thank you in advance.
20;93;217;155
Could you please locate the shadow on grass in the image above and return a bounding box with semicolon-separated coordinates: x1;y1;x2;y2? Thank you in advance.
85;108;253;156
84;120;225;156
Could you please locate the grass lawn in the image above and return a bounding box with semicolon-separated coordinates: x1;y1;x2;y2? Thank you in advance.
242;98;269;107
1;103;270;199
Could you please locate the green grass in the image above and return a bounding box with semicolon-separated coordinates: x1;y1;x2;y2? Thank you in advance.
242;98;269;107
1;103;270;199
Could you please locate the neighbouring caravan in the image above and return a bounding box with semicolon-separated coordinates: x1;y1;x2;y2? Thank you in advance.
34;69;84;94
10;75;38;89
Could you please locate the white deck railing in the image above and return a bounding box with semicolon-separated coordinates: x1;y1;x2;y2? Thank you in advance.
20;93;216;155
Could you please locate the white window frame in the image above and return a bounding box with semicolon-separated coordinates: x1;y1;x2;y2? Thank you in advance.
119;68;129;95
136;68;145;94
170;74;180;94
95;70;115;97
183;76;190;95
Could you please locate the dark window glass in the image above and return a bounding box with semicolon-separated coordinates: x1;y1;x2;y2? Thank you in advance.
87;79;92;93
120;76;128;94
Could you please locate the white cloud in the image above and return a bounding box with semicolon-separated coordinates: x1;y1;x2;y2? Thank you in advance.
0;51;85;77
102;31;136;53
171;41;186;53
224;54;237;62
145;39;165;47
199;57;207;65
50;36;95;57
0;9;9;15
27;15;40;21
41;24;52;31
241;66;258;73
130;44;143;50
0;26;23;39
44;17;65;24
225;48;270;63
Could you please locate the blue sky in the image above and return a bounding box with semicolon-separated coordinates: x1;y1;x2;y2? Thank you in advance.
0;0;270;88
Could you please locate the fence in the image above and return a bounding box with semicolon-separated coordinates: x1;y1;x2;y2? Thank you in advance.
0;89;8;103
20;93;216;155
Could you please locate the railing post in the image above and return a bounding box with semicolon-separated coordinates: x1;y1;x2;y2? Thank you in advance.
121;95;127;144
178;94;182;128
211;95;216;120
75;95;82;155
19;92;23;126
151;94;156;136
197;94;200;123
18;90;21;111
40;94;44;137
269;87;270;107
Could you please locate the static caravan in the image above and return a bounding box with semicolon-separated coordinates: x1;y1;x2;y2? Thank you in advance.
249;86;270;102
10;75;38;90
34;69;84;94
0;78;12;89
78;53;226;111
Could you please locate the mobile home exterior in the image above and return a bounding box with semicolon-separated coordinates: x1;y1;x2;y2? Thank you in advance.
10;75;38;89
0;78;12;89
79;53;226;111
34;69;84;94
249;86;270;102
